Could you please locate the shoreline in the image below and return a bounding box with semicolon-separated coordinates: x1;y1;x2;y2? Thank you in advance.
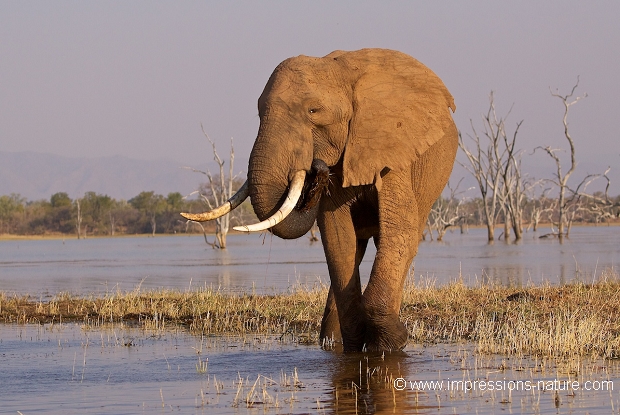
1;221;617;241
0;232;214;241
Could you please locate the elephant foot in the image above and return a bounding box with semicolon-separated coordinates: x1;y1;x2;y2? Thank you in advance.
363;316;408;352
340;319;368;352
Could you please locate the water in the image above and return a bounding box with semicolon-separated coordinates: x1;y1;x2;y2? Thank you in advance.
1;323;618;414
0;226;618;297
1;226;619;413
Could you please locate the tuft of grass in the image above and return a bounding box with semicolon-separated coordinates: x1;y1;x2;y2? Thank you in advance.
2;268;620;358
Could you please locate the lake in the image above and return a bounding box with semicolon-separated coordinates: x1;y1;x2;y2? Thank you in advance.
0;225;618;297
1;226;619;414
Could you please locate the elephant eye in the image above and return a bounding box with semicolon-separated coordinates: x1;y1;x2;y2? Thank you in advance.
309;108;320;114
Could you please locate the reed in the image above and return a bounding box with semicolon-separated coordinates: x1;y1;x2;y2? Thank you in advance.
2;268;620;358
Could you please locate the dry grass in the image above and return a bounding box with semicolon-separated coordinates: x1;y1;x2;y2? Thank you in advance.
2;268;620;358
402;268;620;358
0;283;327;341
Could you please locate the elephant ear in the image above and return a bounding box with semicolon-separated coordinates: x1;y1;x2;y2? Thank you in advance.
342;52;456;189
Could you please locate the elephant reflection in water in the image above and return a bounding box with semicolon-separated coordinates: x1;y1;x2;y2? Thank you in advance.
182;48;458;352
325;352;435;413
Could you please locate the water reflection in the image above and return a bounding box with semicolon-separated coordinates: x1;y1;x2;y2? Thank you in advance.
326;350;427;414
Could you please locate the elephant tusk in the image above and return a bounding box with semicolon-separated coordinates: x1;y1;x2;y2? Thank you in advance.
233;170;306;233
180;181;249;222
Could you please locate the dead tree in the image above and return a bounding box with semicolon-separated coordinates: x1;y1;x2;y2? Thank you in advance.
502;152;544;240
525;186;554;232
459;92;524;243
536;79;587;240
426;179;469;241
497;118;525;241
582;167;620;223
184;219;212;246
184;127;240;249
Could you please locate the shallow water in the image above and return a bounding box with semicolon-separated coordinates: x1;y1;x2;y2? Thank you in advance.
0;226;618;297
1;226;619;413
1;323;618;414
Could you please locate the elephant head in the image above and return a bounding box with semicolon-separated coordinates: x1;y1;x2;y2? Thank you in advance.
182;49;458;352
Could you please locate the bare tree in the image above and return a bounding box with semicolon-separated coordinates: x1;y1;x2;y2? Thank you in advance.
497;118;526;241
426;179;469;241
184;219;212;246
525;185;554;232
581;167;620;223
564;172;603;235
535;79;588;240
459;92;524;243
184;127;241;249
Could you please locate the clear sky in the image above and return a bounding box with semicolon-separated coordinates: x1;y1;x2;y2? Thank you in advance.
1;1;618;192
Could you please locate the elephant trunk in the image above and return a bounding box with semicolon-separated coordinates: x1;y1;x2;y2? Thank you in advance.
247;157;329;239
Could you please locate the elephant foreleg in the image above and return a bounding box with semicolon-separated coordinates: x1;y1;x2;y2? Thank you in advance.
317;206;370;351
362;171;418;351
319;238;369;350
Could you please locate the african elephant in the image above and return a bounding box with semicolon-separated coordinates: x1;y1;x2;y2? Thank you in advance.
182;48;458;352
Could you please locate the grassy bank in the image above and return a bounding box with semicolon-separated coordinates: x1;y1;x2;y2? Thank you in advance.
2;269;620;358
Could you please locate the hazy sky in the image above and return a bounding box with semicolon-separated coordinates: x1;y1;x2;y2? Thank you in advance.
1;1;618;192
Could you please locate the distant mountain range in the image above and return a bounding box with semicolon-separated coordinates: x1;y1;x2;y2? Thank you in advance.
0;151;211;201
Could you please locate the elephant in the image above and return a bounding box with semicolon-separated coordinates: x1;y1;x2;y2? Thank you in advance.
181;48;458;352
